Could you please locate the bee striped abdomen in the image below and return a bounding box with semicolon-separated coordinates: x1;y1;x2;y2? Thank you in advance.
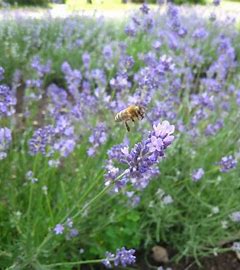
115;110;129;122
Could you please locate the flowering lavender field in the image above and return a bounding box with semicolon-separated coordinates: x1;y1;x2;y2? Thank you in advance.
1;1;240;269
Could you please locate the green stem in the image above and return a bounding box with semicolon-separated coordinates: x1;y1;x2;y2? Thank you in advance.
46;195;54;226
44;258;105;268
35;171;127;258
26;155;39;222
72;184;111;220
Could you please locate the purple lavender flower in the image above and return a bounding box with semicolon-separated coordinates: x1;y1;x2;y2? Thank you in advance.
0;85;16;116
31;56;51;77
125;23;137;37
69;228;79;238
53;224;64;235
28;125;55;156
25;171;38;183
192;168;204;182
213;0;220;6
205;120;223;136
0;127;12;159
178;27;188;38
61;61;82;100
55;115;74;137
229;211;240;222
151;121;175;148
87;123;108;157
158;55;175;73
0;67;4;81
152;40;162;50
167;4;178;18
140;3;150;14
119;55;135;71
102;247;136;268
62;218;79;240
105;121;175;192
209;12;216;21
91;69;106;86
102;251;115;268
218;155;237;173
192;27;208;40
26;79;43;90
236;90;240;106
110;74;130;91
114;247;136;267
82;52;91;69
103;45;113;60
54;138;76;157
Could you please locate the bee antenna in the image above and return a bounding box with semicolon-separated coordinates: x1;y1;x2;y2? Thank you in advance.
145;112;153;127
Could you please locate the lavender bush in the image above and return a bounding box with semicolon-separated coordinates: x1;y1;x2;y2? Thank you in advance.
0;1;240;269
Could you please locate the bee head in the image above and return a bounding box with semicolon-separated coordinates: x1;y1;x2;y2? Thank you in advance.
137;105;146;114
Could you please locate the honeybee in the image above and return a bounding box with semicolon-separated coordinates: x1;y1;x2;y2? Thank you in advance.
115;105;145;132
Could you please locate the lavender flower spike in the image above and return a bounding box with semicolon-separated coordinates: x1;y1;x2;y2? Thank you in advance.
105;120;175;193
219;155;237;173
102;247;136;268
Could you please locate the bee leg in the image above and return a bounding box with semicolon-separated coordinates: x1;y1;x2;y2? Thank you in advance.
131;117;135;123
139;111;145;119
125;121;130;132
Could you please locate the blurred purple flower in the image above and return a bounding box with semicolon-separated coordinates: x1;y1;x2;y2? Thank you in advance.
0;127;12;159
103;45;113;59
140;3;150;14
0;85;16;116
229;211;240;222
205;120;223;136
54;224;64;235
192;27;208;39
192;168;204;182
82;52;91;69
87;123;108;157
31;56;51;77
213;0;220;6
69;228;79;238
28;125;55;156
218;155;237;173
110;74;130;91
54;139;76;157
152;40;162;50
0;67;4;81
26;171;38;183
61;61;82;100
158;55;175;73
125;23;137;37
102;251;115;268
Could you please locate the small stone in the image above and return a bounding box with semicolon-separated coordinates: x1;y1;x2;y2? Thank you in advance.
152;245;169;263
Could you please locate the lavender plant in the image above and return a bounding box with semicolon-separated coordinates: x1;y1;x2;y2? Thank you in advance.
0;1;240;269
